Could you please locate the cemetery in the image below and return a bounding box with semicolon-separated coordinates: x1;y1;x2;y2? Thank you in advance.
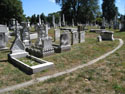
0;0;125;94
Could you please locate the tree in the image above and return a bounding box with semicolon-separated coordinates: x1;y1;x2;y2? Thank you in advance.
102;0;118;23
30;14;37;24
0;0;24;25
55;0;99;25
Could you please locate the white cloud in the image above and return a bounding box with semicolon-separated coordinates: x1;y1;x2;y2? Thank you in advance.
49;0;55;3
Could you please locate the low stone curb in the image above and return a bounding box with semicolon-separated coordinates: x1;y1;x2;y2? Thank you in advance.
0;39;124;94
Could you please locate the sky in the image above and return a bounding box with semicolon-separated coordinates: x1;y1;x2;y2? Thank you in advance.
22;0;125;17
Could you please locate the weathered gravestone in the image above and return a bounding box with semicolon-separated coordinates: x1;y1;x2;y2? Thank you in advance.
120;16;125;31
26;20;54;57
0;25;9;50
97;30;114;42
8;37;54;74
53;15;56;28
53;31;71;53
60;28;78;45
78;25;85;43
21;22;31;47
62;14;65;27
54;29;60;41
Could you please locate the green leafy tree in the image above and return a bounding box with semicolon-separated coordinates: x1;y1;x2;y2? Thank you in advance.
102;0;118;22
0;0;24;25
55;0;99;25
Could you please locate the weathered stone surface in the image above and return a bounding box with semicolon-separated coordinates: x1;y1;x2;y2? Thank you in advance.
54;29;60;41
97;30;114;42
27;21;54;57
53;32;71;53
0;25;9;50
79;31;85;43
21;22;31;47
71;30;79;45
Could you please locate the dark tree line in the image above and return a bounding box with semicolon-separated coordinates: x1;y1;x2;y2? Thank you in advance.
0;0;120;26
0;0;24;25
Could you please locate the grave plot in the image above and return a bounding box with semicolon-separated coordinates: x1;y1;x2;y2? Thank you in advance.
8;37;54;74
26;20;54;57
97;30;114;42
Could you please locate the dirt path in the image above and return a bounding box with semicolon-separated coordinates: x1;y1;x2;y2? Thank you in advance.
0;39;124;94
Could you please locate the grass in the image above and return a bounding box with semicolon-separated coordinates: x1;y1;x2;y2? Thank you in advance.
8;31;125;94
19;57;39;66
0;28;123;93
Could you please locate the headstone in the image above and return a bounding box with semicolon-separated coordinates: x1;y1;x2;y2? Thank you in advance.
59;16;62;27
62;14;65;26
97;30;114;42
72;19;74;27
0;25;9;50
101;17;106;29
77;25;85;43
21;22;31;47
54;29;60;41
53;15;56;28
71;30;79;45
120;16;125;31
27;21;54;57
9;36;54;74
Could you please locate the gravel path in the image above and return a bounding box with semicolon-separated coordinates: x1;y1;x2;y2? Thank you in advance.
0;39;124;94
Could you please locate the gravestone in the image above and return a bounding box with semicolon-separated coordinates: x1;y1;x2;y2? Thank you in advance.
59;16;61;27
27;21;54;57
97;30;114;42
21;22;31;47
62;14;65;26
0;25;9;50
78;25;85;43
71;30;79;45
101;17;106;29
9;37;54;74
72;19;74;27
53;31;71;53
53;15;56;28
120;16;125;31
54;29;60;41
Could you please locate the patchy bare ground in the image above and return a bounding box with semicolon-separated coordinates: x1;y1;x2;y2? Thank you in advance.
6;32;125;94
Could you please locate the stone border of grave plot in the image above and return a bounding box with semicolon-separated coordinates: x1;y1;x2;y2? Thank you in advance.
0;38;124;93
9;54;54;74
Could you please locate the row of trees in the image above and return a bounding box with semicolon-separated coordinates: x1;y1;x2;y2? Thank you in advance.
0;0;120;25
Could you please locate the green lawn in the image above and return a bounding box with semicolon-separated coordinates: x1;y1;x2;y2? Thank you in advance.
0;29;124;94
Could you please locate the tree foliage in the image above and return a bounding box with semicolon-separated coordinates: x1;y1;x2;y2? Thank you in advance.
102;0;118;22
0;0;24;24
56;0;99;25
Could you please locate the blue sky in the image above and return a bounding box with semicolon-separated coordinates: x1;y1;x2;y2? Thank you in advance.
22;0;125;17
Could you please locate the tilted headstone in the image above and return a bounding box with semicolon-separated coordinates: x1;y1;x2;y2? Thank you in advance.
0;25;9;50
54;29;60;41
